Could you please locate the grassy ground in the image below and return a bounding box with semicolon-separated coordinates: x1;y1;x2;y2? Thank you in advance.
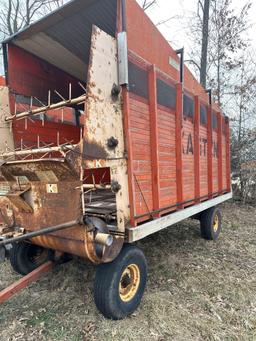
0;202;255;341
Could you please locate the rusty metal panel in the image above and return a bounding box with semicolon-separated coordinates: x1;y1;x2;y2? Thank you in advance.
84;26;130;232
0;161;84;243
0;86;14;153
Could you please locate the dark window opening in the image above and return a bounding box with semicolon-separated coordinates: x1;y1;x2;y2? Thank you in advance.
156;78;176;109
183;94;194;120
212;112;217;130
222;119;226;134
128;62;149;99
200;105;207;125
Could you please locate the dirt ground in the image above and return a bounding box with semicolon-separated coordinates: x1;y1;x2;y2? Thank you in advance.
0;202;255;341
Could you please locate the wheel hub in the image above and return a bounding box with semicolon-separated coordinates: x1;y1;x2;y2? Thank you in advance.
119;264;140;302
213;214;219;232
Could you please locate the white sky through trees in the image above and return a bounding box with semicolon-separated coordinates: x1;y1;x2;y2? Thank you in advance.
0;0;255;76
144;0;256;55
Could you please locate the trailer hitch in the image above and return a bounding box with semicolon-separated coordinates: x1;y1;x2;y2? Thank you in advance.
0;240;12;263
0;219;81;247
0;245;6;262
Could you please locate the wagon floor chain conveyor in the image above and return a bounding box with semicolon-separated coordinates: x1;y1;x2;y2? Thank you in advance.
0;0;232;319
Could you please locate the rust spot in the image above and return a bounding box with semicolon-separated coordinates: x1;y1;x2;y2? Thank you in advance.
83;139;108;160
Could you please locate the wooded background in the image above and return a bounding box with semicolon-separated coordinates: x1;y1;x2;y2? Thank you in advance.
0;0;255;203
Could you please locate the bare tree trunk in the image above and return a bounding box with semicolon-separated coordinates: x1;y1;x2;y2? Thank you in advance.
142;0;157;11
200;0;210;88
217;56;221;104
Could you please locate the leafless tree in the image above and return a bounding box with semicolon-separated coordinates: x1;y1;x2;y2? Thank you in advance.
208;0;251;105
0;0;67;74
186;0;255;203
230;51;256;203
187;0;251;105
0;0;66;38
199;0;210;88
141;0;157;11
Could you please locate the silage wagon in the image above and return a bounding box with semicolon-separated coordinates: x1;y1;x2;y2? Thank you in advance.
0;0;232;319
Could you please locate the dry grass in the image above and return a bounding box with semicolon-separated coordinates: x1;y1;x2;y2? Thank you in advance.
0;202;255;341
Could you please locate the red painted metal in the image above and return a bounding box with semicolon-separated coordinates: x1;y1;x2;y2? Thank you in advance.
8;45;82;104
12;119;80;148
84;167;111;185
0;76;5;86
0;261;54;304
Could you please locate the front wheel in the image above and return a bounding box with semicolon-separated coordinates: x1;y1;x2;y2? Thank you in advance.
94;244;147;320
200;206;222;241
10;242;53;275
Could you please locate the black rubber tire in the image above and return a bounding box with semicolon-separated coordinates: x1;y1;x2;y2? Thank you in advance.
10;242;53;275
94;244;147;320
200;206;222;241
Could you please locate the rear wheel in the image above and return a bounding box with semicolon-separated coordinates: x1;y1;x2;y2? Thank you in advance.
94;244;147;320
200;206;222;240
10;242;53;275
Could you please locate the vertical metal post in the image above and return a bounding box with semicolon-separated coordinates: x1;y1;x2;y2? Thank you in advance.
206;89;212;106
175;48;184;85
121;0;127;31
2;44;9;84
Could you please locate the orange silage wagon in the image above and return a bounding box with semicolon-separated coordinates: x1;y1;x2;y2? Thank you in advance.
0;0;231;319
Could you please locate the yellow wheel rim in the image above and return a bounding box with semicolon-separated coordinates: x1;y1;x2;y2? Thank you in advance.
213;214;219;232
119;264;140;302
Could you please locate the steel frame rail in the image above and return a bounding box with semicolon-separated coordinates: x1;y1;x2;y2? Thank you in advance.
127;192;232;242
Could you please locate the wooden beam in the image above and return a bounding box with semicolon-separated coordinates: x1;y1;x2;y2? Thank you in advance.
217;112;223;194
207;106;213;198
175;83;183;207
0;144;75;158
122;86;136;226
5;94;86;122
148;65;160;215
194;96;200;202
225;117;231;192
0;261;54;304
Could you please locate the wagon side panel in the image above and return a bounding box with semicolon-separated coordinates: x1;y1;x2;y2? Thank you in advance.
123;0;231;226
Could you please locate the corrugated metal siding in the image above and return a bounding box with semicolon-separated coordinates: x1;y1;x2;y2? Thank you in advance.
14;33;87;81
6;0;117;81
45;0;117;63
